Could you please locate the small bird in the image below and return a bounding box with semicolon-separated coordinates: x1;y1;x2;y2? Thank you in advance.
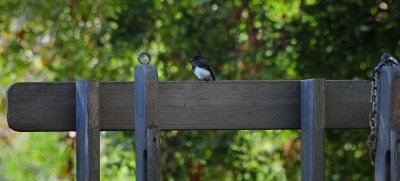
191;54;216;81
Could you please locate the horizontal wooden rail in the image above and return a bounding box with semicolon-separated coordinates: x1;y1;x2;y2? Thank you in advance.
7;80;370;131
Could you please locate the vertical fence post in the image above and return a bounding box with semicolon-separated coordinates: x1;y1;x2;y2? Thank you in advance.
301;79;325;181
76;80;100;181
375;66;400;181
135;62;160;181
390;130;400;180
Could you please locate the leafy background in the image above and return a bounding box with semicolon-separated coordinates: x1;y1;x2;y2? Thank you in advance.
0;0;399;180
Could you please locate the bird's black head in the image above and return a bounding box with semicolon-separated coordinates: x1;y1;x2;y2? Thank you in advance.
191;54;206;62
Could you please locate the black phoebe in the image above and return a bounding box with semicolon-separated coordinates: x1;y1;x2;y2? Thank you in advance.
191;54;216;81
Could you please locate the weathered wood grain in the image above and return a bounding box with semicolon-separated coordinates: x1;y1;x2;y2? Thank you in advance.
100;82;134;130
391;129;400;181
301;79;325;181
390;66;400;181
7;80;370;131
375;66;400;181
158;81;300;130
76;81;100;181
7;82;76;131
135;64;160;181
147;127;160;181
325;80;370;129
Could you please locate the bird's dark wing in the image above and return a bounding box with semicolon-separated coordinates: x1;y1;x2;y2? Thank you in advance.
207;65;216;80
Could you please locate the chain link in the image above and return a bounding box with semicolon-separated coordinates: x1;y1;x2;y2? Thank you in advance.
368;53;399;162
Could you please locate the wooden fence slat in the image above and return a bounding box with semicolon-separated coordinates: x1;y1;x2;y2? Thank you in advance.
301;79;325;181
390;65;400;181
147;127;161;180
76;81;100;181
375;66;400;181
7;80;370;131
391;129;400;180
135;64;160;181
325;80;370;128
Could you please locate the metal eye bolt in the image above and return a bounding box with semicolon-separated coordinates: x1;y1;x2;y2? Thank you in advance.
138;51;151;65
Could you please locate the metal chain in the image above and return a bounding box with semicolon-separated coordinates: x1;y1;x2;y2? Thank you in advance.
368;72;378;162
368;53;399;162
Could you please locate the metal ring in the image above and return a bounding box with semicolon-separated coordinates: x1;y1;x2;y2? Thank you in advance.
137;51;151;65
388;56;399;65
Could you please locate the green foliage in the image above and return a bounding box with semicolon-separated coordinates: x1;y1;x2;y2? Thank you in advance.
100;132;136;180
160;130;300;180
293;1;400;79
0;0;399;180
325;130;373;181
0;133;73;181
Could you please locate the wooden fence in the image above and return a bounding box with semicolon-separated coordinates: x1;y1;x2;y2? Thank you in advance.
6;64;400;180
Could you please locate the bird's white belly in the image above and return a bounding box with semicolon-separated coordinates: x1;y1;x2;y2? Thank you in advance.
194;67;211;79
